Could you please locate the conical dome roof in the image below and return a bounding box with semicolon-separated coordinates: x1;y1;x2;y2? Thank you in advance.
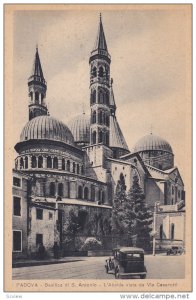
20;115;75;146
133;133;173;154
68;113;90;145
109;116;129;151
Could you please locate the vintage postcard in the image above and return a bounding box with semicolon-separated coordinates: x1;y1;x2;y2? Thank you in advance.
4;4;192;292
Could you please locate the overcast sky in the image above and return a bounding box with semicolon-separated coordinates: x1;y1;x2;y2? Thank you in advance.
11;6;191;187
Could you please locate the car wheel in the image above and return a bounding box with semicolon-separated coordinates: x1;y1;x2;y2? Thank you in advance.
115;267;120;279
140;274;146;279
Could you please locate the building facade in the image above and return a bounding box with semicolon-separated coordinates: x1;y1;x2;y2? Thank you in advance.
12;16;186;258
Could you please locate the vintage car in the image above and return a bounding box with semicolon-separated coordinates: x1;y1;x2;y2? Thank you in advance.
166;246;184;255
105;247;147;279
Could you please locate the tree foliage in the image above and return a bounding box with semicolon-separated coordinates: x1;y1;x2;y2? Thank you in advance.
128;174;153;250
111;172;153;250
111;173;127;234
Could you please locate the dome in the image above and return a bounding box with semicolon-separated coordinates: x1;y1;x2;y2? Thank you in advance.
68;113;90;145
133;133;173;154
20;115;75;146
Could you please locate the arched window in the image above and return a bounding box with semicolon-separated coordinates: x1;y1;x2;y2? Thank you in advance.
32;156;37;168
50;182;56;197
20;157;24;169
92;111;96;123
91;90;96;104
73;162;75;173
92;66;97;77
81;165;84;175
78;186;83;199
99;131;103;143
38;156;43;168
47;156;52;168
171;223;175;240
29;91;33;101
77;164;80;174
84;187;89;200
103;111;106;124
99;91;104;104
58;183;63;197
24;156;28;169
53;157;58;169
98;190;102;202
106;132;109;146
67;182;70;198
35;91;39;103
105;92;109;106
92;131;96;144
102;191;105;204
99;66;104;77
91;185;95;201
62;158;65;170
160;224;163;240
106;115;109;127
67;160;70;172
41;93;44;103
98;110;103;124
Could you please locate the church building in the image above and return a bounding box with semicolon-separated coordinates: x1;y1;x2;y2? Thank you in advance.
12;15;185;258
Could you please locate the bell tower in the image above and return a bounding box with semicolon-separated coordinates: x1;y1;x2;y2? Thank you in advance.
89;14;111;147
28;46;48;120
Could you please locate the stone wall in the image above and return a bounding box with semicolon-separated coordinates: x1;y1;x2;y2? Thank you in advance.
12;173;28;258
155;211;185;242
28;205;57;255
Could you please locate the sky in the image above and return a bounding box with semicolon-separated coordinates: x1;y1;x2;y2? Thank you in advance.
11;5;191;187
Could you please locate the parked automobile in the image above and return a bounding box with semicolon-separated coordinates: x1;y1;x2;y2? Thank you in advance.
166;246;184;255
105;247;147;279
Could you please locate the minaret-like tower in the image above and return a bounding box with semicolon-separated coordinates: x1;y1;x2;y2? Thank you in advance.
89;14;111;147
28;46;48;120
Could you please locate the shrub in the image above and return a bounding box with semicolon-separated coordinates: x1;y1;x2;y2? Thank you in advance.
80;237;102;251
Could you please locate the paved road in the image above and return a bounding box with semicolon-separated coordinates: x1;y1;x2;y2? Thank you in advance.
12;254;185;280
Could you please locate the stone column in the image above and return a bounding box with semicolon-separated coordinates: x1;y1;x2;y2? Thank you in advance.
39;93;42;105
43;156;47;169
70;182;77;199
58;157;62;170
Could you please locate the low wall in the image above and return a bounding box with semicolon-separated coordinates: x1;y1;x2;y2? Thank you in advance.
87;250;112;257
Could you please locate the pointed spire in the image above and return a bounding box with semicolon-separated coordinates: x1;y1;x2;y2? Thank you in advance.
30;45;44;79
93;13;108;52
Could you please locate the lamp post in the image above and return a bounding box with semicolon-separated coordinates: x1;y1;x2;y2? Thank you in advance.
152;201;160;256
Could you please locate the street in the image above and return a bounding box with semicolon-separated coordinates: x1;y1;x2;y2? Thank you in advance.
12;254;185;280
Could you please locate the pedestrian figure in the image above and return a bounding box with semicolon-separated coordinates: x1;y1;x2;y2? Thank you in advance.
53;242;59;259
38;243;46;259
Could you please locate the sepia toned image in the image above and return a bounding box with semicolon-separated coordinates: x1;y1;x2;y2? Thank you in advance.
4;4;192;292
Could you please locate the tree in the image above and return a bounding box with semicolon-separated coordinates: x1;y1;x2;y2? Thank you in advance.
111;173;127;235
63;209;81;250
127;174;153;250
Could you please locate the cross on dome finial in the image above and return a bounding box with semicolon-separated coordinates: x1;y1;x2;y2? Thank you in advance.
150;124;153;135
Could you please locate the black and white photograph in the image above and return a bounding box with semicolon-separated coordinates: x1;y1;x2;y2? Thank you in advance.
4;4;192;292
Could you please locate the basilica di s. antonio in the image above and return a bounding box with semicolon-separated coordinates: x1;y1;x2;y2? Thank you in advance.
12;15;185;258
